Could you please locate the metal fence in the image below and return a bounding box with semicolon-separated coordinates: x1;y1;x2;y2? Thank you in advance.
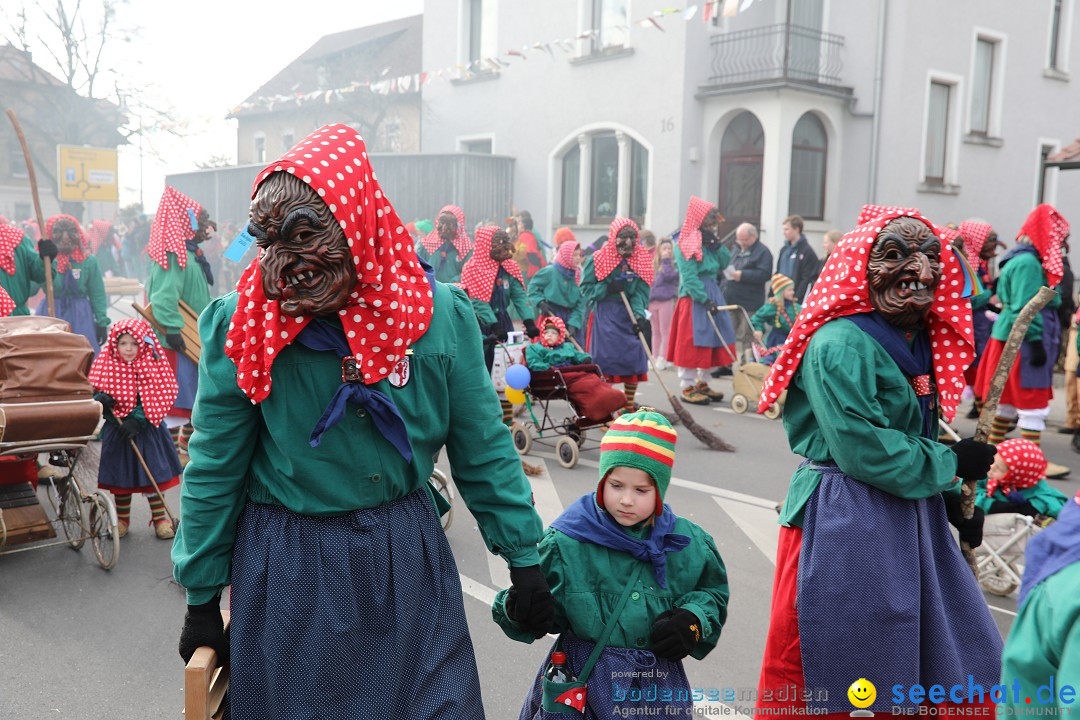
708;23;845;88
165;153;515;232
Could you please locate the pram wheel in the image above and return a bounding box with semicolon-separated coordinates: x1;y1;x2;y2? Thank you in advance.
555;437;579;469
48;475;85;550
731;394;748;414
978;565;1018;597
763;403;782;420
510;422;532;456
88;491;119;570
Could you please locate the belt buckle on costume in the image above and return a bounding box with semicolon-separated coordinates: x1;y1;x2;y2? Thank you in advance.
342;356;362;383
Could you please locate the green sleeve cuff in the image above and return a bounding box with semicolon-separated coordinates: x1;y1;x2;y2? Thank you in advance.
680;601;714;640
503;546;542;568
186;586;225;605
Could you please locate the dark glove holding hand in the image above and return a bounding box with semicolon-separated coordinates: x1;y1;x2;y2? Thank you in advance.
38;238;58;260
178;597;228;664
606;277;627;295
505;565;555;639
648;608;702;661
93;391;116;411
523;318;541;339
1028;341;1047;367
117;415;149;441
165;332;187;353
951;438;997;481
944;497;985;548
989;499;1040;517
96;325;109;346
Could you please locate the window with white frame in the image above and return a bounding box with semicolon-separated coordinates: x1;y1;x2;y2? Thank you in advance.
254;134;267;164
461;138;493;154
924;80;952;184
969;32;1005;137
592;0;629;52
788;112;827;220
559;130;649;227
1048;0;1072;71
464;0;497;65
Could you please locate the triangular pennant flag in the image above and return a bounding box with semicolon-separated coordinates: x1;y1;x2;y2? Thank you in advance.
684;5;698;20
723;0;739;17
740;0;755;10
703;1;714;22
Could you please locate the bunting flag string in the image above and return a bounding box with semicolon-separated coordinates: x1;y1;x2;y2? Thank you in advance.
228;1;763;114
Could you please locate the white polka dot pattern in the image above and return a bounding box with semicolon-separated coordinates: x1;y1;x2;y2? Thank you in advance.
225;124;434;402
959;221;993;270
460;226;525;302
678;196;715;262
757;208;975;423
147;186;201;271
1017;204;1070;290
88;318;178;424
0;224;23;276
592;218;654;285
988;438;1048;496
420;204;472;256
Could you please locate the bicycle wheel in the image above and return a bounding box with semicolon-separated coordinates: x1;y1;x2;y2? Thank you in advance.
89;491;119;570
58;474;85;549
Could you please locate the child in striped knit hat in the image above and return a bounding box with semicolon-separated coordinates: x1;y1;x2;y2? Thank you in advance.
750;273;801;364
494;409;729;719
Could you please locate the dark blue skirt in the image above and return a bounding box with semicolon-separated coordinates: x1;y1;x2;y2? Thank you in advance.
229;489;484;720
518;632;694;719
174;353;199;411
1018;307;1060;389
37;292;99;353
589;295;647;377
690;276;734;348
97;421;182;493
797;465;1003;714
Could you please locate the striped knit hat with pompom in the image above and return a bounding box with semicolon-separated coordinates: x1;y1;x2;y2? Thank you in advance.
771;273;794;297
598;408;678;515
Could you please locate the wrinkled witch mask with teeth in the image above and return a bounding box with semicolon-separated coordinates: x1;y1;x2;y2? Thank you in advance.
52;218;81;253
248;173;357;318
615;226;638;257
867;217;943;333
489;229;513;262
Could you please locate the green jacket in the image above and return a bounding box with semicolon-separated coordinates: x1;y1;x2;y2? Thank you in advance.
750;300;800;334
172;282;544;604
779;318;959;528
492;513;729;660
524;341;591;371
1000;563;1080;715
975;478;1069;518
579;257;649;320
416;241;469;284
992;250;1061;342
674;243;729;305
468;268;532;329
526;264;585;331
145;250;212;341
0;236;46;315
49;254;109;327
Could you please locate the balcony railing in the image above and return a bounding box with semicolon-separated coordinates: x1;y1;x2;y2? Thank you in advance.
707;23;845;89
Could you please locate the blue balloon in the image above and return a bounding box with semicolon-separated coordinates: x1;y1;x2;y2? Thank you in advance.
505;364;531;390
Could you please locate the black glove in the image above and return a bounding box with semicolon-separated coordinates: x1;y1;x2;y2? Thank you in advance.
944;494;985;549
92;391;116;411
96;325;109;346
117;415;149;441
178;597;228;664
950;438;997;482
634;317;652;343
988;500;1040;517
648;608;702;661
165;333;187;352
1028;341;1047;367
523;318;541;339
606;278;627;295
38;238;58;260
505;565;555;639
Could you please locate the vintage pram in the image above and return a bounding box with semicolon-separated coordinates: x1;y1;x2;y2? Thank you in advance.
975;511;1052;597
0;316;116;569
710;304;786;419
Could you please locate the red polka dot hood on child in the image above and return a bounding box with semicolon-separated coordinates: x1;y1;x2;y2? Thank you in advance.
988;438;1048;497
678;196;718;262
958;220;994;270
554;240;581;284
147;186;202;271
88;318;177;425
591;217;654;285
226;124;435;403
45;214;88;274
460;225;525;303
1017;204;1070;290
420;204;472;257
758;208;975;422
538;314;568;347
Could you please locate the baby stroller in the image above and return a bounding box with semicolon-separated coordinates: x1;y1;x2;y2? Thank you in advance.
975;512;1051;597
510;363;623;469
710;305;786;420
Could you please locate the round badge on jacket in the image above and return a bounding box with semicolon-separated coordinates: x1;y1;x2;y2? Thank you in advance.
388;356;411;388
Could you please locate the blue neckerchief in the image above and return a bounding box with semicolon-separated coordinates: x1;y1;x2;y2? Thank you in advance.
555;264;576;281
294;320;413;462
846;312;935;439
185;239;214;287
998;242;1038;271
550;494;690;588
1019;496;1080;606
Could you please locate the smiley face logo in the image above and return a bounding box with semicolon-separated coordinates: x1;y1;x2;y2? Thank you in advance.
848;678;876;709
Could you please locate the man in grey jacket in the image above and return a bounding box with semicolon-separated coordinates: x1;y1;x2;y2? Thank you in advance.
722;222;773;360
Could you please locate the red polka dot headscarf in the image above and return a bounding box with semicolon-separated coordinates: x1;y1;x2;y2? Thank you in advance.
85;220;113;254
227;124;435;403
758;208;975;422
591;218;654;285
147;186;202;271
678;196;718;262
958;220;994;271
0;224;24;276
1017;204;1070;290
988;438;1047;497
555;240;581;284
45;214;88;274
460;225;525;302
420;204;472;257
857;204;917;227
88;318;177;425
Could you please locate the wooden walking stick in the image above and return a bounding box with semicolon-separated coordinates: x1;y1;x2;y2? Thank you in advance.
618;291;734;451
129;438;180;532
962;285;1057;573
5;109;54;317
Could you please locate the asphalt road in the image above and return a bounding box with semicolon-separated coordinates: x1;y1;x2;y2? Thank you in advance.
2;366;1077;719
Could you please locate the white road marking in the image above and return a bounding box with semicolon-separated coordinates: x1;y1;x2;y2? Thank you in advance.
525;458;564;527
459;572;497;607
713;405;768;420
712;496;780;565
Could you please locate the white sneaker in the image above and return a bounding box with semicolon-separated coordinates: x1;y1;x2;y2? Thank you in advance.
654;358;667;371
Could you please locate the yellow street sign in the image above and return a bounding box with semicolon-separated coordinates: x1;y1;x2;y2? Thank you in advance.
56;145;118;202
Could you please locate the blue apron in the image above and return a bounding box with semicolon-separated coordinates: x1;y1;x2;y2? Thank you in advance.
690;276;734;348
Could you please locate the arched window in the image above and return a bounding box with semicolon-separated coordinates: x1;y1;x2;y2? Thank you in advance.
559;131;649;227
718;111;765;240
788;112;827;220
